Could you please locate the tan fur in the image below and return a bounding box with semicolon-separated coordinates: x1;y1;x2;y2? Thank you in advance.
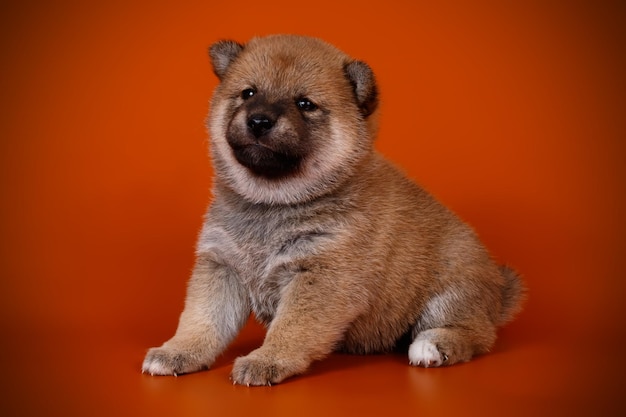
142;35;525;385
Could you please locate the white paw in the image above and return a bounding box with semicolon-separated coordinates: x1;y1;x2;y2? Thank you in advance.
142;360;172;376
408;339;447;368
141;346;209;376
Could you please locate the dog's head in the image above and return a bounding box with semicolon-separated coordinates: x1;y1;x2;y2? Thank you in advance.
207;35;378;205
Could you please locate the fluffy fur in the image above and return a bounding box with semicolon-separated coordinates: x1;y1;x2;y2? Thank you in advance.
142;35;525;385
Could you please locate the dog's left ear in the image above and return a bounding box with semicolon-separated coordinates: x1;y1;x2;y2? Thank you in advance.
209;40;244;80
344;61;379;117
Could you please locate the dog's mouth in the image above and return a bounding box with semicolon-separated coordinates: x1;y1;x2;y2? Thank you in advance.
230;143;301;178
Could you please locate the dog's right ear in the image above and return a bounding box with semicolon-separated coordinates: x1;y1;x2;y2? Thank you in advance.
209;40;244;80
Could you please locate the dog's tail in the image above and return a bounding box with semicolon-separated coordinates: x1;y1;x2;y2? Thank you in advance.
497;265;527;326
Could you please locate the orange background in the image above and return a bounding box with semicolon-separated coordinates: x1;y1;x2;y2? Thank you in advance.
1;1;625;416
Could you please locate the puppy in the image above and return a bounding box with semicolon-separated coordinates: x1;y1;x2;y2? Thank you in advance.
142;34;525;386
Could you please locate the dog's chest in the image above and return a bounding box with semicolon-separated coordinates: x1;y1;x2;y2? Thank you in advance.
203;203;337;323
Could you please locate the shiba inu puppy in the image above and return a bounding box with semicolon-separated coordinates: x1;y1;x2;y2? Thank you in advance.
142;34;525;386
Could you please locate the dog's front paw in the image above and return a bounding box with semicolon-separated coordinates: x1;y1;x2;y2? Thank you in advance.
231;349;305;386
142;345;211;376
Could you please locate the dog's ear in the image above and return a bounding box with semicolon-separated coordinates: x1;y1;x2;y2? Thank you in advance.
209;40;244;80
344;60;379;117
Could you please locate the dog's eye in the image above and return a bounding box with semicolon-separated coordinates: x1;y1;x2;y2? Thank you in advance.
241;88;256;100
296;98;317;112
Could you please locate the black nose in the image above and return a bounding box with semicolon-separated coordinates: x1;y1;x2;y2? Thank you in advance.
247;114;274;138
